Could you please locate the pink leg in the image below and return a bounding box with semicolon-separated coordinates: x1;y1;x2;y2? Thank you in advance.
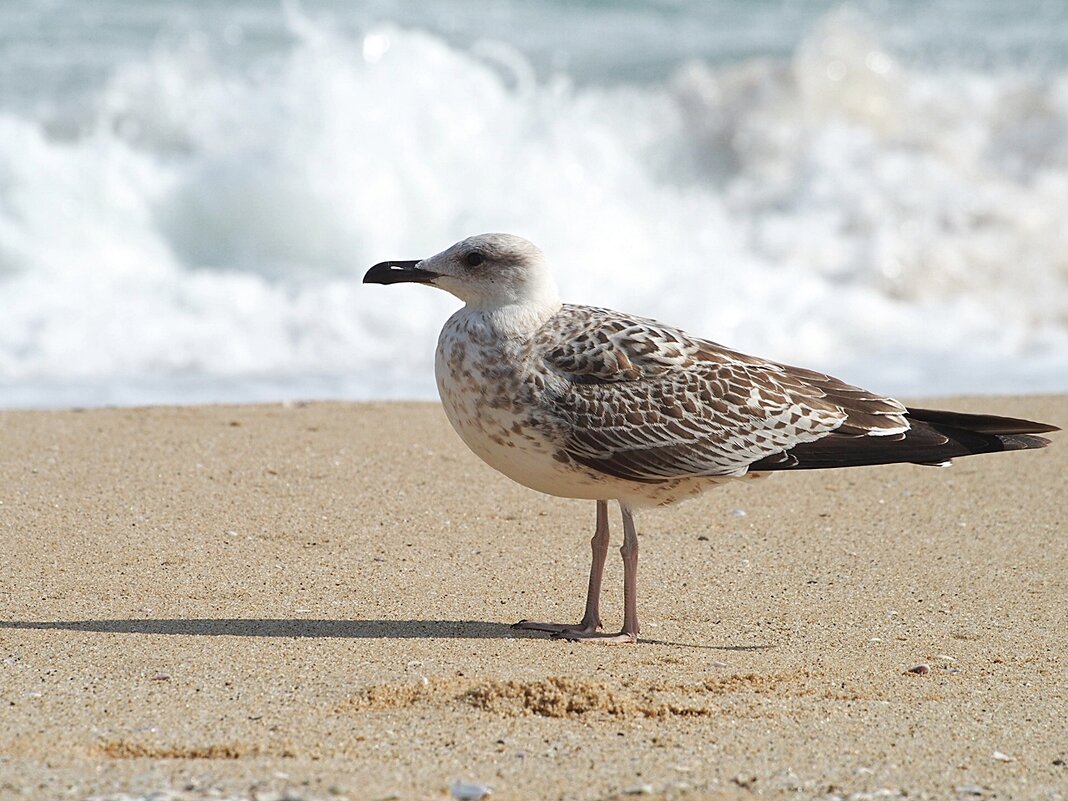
513;500;609;634
553;502;640;644
619;503;640;639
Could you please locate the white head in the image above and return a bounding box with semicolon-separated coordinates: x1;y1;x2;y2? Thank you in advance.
364;233;560;311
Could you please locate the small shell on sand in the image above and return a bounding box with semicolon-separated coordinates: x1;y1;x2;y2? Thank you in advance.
451;781;493;800
907;664;930;675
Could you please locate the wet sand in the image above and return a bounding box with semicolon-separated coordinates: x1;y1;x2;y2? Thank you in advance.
0;397;1064;800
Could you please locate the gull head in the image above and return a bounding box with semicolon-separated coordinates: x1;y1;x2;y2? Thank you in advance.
364;233;560;310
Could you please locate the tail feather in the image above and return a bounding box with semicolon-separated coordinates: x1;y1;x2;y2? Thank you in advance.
905;407;1060;435
748;406;1056;472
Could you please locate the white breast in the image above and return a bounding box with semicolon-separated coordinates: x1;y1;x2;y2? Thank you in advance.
434;310;601;498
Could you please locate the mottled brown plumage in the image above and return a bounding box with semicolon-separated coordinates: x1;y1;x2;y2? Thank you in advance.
537;305;914;482
365;233;1057;644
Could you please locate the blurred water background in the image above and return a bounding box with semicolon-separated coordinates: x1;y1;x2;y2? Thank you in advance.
2;0;1067;408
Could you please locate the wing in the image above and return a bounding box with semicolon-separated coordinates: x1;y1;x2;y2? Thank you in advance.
536;305;910;482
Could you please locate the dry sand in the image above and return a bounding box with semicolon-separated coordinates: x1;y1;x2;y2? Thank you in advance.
0;396;1064;801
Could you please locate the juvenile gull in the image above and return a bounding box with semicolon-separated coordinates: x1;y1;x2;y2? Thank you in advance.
364;233;1057;644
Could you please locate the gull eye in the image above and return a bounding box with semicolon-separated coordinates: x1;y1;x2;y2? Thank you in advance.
465;251;485;268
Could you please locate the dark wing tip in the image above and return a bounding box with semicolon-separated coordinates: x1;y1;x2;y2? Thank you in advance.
906;407;1060;435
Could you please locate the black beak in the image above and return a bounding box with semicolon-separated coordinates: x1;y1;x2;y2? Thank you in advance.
363;260;440;285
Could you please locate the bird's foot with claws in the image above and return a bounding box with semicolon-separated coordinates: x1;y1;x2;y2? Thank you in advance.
511;618;601;636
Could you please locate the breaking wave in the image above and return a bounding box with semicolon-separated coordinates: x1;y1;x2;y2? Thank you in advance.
2;5;1067;406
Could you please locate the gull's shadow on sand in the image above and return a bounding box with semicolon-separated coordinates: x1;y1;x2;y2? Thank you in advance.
0;618;517;639
0;619;774;650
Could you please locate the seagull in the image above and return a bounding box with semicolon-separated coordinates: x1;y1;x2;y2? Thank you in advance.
364;233;1058;644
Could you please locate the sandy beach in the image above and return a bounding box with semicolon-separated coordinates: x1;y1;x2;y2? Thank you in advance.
0;396;1064;801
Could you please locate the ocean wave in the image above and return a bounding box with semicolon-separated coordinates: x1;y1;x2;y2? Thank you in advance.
2;7;1067;406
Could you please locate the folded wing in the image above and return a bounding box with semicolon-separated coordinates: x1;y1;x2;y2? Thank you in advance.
537;306;1055;483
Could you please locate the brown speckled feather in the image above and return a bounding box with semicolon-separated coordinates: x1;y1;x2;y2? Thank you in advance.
535;305;910;482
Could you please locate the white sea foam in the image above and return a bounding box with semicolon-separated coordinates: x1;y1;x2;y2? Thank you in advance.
1;6;1067;407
